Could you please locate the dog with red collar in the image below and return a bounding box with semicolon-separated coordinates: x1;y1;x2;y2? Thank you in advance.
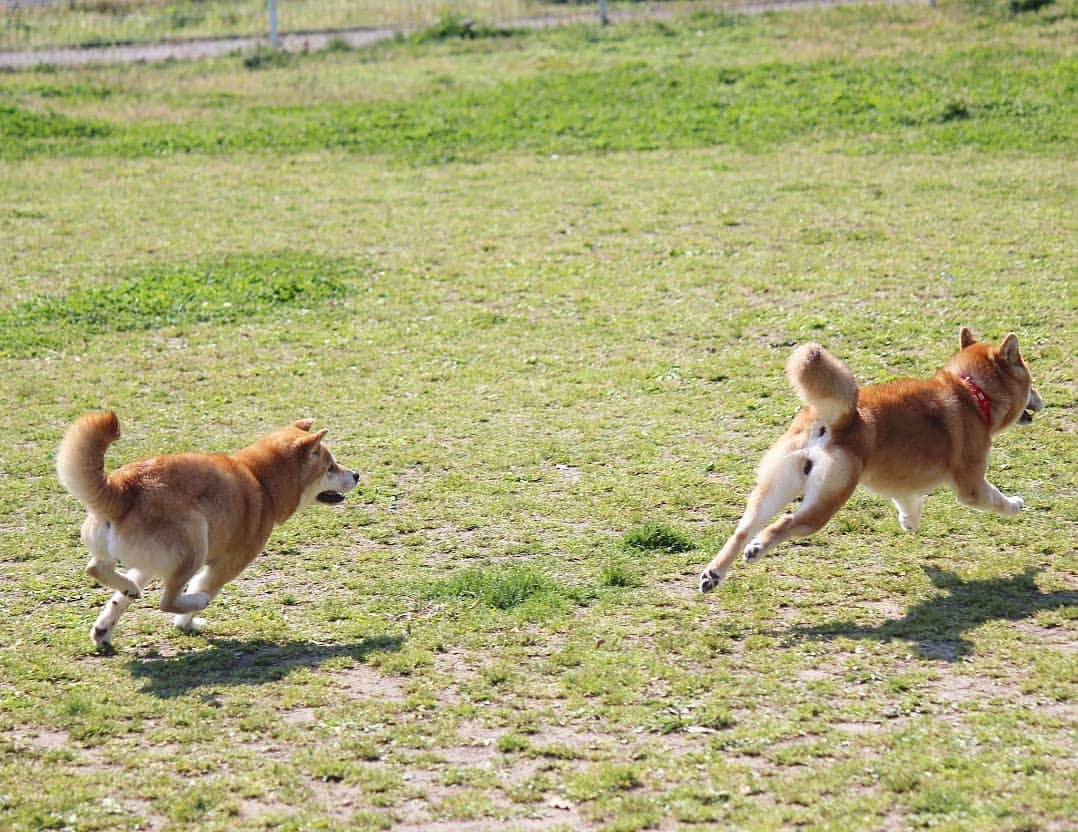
700;327;1044;593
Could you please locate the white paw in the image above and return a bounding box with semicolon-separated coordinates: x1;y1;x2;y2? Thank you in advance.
743;541;764;562
175;614;205;633
699;569;723;593
1004;496;1024;515
899;515;919;533
90;623;113;650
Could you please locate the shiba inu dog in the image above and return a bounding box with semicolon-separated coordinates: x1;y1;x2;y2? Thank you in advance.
699;328;1043;592
57;412;359;649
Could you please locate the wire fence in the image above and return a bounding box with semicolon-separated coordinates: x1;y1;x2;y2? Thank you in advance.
0;0;752;53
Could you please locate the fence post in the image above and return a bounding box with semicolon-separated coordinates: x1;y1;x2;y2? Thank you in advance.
268;0;280;48
599;0;608;26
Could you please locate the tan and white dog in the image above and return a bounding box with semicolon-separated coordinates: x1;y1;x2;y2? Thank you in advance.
700;328;1043;592
57;412;359;648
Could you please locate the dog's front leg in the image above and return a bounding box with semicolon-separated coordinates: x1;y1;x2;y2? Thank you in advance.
954;478;1024;516
173;564;230;632
892;495;927;532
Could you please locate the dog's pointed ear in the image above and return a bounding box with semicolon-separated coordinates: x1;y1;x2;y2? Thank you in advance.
298;428;328;448
292;419;315;432
293;428;328;455
959;327;976;349
1000;333;1021;364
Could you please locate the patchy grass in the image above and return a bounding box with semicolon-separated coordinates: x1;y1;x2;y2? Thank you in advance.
0;4;1074;831
0;253;356;356
623;522;697;553
424;564;592;614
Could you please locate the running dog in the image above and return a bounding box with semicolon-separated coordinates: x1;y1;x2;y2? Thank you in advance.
700;328;1043;592
57;412;359;648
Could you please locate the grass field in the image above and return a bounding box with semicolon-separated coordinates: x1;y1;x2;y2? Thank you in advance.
1;2;1075;830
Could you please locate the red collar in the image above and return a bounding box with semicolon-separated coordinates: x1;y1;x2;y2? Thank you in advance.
960;376;992;427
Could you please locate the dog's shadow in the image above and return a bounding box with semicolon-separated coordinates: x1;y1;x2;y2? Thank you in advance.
126;633;404;698
782;566;1075;661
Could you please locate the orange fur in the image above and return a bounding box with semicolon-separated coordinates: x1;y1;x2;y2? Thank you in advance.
57;413;359;649
699;328;1043;592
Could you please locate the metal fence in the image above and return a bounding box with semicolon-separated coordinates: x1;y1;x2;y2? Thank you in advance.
0;0;695;53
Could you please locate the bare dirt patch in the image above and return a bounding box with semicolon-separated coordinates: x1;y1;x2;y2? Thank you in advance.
17;727;71;751
1010;620;1077;654
334;660;409;701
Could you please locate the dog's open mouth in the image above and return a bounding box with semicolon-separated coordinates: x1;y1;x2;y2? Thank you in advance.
316;491;346;505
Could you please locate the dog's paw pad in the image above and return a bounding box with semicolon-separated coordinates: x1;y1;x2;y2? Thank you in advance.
699;569;722;593
743;542;764;562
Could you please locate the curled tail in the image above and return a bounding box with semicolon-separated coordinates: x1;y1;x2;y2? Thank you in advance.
57;411;129;519
786;343;859;428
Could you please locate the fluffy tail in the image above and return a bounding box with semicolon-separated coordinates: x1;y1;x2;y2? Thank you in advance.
785;343;859;428
56;411;129;519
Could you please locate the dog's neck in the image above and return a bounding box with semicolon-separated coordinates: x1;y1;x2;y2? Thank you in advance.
960;375;992;427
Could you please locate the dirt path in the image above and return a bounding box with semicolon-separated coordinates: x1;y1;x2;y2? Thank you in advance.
0;1;918;70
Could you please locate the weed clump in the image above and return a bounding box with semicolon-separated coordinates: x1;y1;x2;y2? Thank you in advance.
412;16;519;44
425;564;589;612
599;558;641;588
623;522;696;553
243;46;292;70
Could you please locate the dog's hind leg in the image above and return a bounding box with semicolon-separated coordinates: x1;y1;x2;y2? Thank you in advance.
743;450;859;561
90;568;151;651
85;556;143;599
83;517;143;601
700;442;807;592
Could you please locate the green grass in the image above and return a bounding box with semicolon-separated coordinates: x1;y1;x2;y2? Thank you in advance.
2;45;1074;160
424;563;592;613
0;253;355;356
0;3;1075;831
623;522;697;553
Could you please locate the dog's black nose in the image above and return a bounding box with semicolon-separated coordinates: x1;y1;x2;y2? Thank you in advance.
352;472;360;483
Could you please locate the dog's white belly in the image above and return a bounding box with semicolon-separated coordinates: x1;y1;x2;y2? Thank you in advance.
859;468;944;499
